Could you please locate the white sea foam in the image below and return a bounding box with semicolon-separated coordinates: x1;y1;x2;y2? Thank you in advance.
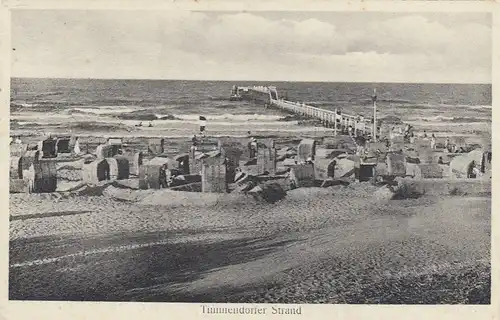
456;105;492;109
172;114;284;121
411;116;455;122
72;106;145;114
405;120;490;127
11;113;300;130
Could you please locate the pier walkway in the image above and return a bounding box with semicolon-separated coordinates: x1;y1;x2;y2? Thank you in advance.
236;85;378;139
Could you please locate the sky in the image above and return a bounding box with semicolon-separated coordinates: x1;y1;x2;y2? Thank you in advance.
11;10;492;83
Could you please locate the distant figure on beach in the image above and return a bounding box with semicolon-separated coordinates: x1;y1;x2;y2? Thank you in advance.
328;160;336;178
148;122;153;127
73;137;81;155
14;136;22;144
320;159;337;188
444;137;450;149
438;156;444;164
247;137;253;157
423;130;428;138
430;134;436;149
199;116;207;135
469;161;480;178
356;144;364;155
190;141;197;153
249;138;257;158
410;132;416;144
192;135;199;147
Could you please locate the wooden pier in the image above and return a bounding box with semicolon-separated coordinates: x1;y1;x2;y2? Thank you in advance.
234;85;379;139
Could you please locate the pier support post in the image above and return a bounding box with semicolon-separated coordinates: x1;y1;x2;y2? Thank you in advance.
334;109;338;136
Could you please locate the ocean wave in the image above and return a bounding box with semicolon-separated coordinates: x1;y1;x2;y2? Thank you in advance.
173;114;284;121
33;91;64;98
378;99;414;104
445;117;491;123
13;121;41;126
71;106;147;115
209;96;232;102
455;104;492;109
412;116;455;122
411;115;491;123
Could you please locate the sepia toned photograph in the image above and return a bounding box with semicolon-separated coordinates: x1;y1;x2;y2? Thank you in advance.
8;8;492;306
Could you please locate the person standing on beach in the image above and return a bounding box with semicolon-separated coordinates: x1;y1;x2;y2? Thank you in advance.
249;138;258;158
247;136;253;158
430;133;436;149
191;135;199;152
321;159;337;188
73;137;81;155
410;132;416;144
199;116;207;135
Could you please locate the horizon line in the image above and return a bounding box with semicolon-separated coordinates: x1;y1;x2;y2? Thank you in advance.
10;76;492;86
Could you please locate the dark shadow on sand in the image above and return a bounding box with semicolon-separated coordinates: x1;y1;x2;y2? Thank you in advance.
10;211;92;221
9;230;296;302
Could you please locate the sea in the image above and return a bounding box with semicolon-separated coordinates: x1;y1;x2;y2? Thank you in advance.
10;78;492;138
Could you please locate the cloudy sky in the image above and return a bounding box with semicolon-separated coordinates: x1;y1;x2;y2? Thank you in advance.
11;10;491;83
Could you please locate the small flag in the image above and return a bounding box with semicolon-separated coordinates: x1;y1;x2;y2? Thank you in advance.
372;88;377;102
199;116;206;121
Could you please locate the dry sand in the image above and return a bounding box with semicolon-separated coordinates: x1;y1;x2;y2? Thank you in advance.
9;179;491;303
8;116;491;303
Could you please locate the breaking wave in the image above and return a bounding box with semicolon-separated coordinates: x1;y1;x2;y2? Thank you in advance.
173;114;284;121
71;106;147;115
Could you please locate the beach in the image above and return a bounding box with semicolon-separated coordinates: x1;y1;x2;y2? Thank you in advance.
9;182;491;303
9;79;492;303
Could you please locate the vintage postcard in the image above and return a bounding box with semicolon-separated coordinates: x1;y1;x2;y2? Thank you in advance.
0;0;498;319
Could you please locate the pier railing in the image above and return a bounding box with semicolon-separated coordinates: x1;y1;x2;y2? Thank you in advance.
272;98;373;136
238;85;375;137
234;86;380;136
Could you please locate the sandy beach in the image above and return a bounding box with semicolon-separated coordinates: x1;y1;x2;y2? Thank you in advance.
9;180;490;303
9;112;492;303
9;79;492;304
